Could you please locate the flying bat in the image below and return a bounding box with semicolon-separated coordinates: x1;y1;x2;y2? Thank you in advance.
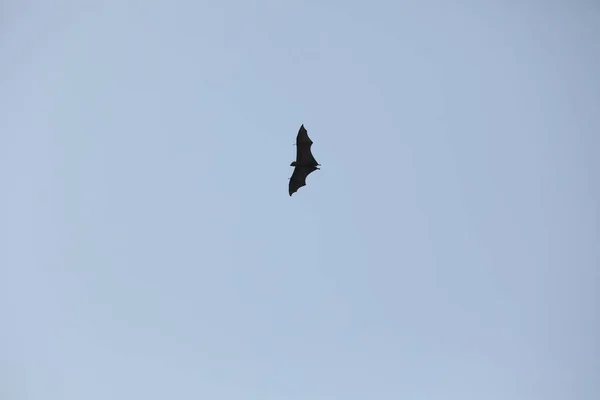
289;124;320;196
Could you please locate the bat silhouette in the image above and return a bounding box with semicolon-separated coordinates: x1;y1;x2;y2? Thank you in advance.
289;124;320;196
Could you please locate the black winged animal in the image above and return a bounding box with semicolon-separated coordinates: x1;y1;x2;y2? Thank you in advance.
289;124;320;196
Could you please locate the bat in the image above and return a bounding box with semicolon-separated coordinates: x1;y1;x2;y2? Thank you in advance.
289;124;320;196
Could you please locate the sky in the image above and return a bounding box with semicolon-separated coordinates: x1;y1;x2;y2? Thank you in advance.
1;1;599;399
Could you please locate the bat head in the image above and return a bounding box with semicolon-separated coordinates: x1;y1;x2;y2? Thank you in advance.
290;161;297;166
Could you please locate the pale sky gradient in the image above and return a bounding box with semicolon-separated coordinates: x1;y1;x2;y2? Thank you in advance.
1;1;599;399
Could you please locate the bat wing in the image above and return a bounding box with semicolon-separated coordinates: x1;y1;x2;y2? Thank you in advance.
295;125;319;165
289;165;318;196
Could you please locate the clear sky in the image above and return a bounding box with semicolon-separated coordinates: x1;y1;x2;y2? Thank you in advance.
1;1;599;399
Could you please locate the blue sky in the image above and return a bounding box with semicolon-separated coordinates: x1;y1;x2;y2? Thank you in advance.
1;1;599;399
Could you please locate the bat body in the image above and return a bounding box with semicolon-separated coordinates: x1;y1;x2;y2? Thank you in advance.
289;124;320;196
